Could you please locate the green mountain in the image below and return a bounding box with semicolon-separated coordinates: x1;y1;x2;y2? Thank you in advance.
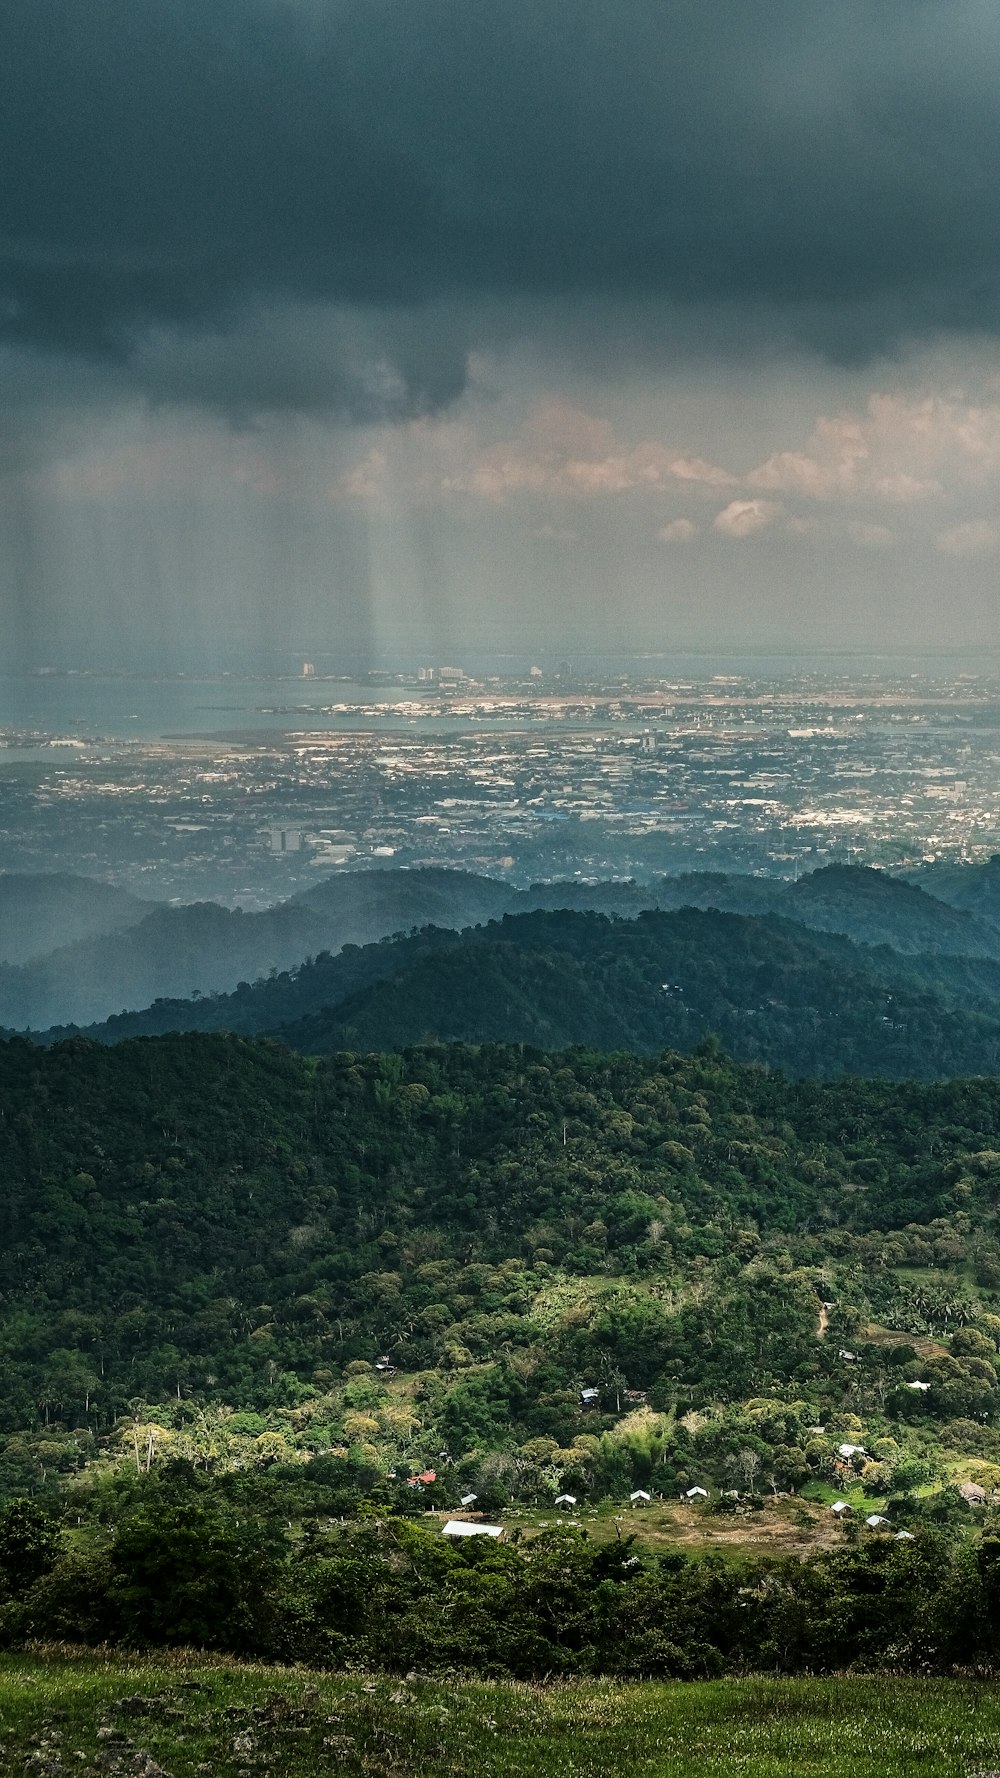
15;861;1000;1041
268;907;1000;1079
38;901;1000;1079
2;1032;1000;1490
0;868;519;1030
626;863;1000;958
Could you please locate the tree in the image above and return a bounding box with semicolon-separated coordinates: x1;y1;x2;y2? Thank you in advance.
0;1499;61;1596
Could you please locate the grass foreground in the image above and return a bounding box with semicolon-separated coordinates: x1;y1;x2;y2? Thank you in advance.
3;1657;1000;1777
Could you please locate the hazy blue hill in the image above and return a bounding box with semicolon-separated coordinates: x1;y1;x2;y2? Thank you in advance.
0;901;335;1030
911;854;1000;927
780;863;1000;956
0;872;150;965
291;865;516;935
629;863;1000;959
0;868;513;1030
38;925;469;1043
270;906;1000;1079
509;878;670;917
513;865;1000;958
18;861;1000;1039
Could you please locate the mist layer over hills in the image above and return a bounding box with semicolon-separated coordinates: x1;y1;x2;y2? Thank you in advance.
0;874;150;967
9;860;1000;1033
0;868;511;1030
14;859;1000;1081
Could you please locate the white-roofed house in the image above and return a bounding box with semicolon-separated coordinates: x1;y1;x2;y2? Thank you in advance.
554;1494;577;1509
685;1486;709;1500
460;1493;478;1507
865;1514;890;1528
630;1489;651;1507
441;1520;505;1541
830;1500;852;1516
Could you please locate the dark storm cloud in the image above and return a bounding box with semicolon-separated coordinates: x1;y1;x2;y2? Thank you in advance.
4;0;1000;411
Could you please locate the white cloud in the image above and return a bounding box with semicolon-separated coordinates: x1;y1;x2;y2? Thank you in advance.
667;456;735;488
713;498;784;538
658;517;697;542
936;519;999;556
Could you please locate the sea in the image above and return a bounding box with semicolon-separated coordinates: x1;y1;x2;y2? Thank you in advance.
3;650;1000;750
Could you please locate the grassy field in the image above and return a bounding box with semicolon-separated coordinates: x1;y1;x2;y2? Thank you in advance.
3;1656;1000;1777
497;1492;845;1556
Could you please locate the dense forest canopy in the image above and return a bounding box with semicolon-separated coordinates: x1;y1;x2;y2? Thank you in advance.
44;903;1000;1082
3;1031;1000;1521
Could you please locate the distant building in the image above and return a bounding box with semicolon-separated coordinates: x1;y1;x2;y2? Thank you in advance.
269;827;301;853
685;1486;709;1500
630;1490;651;1507
554;1494;577;1509
301;662;316;677
442;1520;504;1540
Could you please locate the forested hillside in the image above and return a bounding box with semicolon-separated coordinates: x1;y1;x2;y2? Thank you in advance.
636;863;1000;958
4;1032;1000;1521
14;861;1000;1035
269;908;1000;1077
0;869;517;1030
913;855;1000;927
50;905;1000;1079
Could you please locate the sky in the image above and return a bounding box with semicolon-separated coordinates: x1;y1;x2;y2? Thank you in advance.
4;0;1000;671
